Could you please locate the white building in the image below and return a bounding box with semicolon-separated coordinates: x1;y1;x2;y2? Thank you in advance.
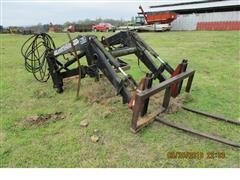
149;0;240;31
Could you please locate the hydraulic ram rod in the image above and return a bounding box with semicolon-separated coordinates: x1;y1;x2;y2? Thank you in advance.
91;37;127;76
131;32;174;74
155;117;240;148
91;36;137;91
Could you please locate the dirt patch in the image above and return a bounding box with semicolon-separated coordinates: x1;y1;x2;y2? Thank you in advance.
24;112;67;126
166;97;182;114
148;92;193;114
63;76;78;85
33;90;50;99
63;75;194;116
167;93;193;114
85;77;116;104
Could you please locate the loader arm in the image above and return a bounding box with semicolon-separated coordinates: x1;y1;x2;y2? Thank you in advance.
101;31;174;81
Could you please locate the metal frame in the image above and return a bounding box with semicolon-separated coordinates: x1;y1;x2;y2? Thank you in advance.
45;31;186;105
131;69;195;132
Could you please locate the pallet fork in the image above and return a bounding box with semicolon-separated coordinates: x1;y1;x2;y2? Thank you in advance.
129;67;239;147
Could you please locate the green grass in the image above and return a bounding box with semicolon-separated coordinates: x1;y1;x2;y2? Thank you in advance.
0;31;239;167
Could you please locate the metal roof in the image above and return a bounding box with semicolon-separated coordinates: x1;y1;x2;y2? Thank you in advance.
139;0;240;14
149;0;227;8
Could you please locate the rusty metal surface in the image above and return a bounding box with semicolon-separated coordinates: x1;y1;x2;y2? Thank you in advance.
131;69;195;132
67;32;81;97
137;69;195;100
155;117;240;148
182;106;240;125
131;108;165;133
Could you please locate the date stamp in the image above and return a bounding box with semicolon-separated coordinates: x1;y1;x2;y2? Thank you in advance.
167;151;225;159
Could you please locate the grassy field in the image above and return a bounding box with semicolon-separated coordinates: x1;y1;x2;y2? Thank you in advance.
0;31;239;167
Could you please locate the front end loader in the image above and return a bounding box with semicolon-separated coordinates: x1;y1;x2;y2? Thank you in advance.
21;31;240;148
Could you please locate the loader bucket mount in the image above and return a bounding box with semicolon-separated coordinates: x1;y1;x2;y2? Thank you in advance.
131;69;195;133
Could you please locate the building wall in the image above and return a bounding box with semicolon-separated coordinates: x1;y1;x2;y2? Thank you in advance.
171;11;240;30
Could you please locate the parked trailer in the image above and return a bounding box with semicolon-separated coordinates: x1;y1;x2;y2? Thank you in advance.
67;24;93;32
118;5;175;32
118;23;171;32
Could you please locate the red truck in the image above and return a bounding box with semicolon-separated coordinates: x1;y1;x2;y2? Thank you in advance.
92;23;116;32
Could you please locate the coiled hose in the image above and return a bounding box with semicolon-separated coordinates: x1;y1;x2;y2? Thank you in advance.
21;33;56;82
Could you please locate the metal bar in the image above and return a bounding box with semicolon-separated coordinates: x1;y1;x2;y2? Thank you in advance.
135;48;166;82
140;74;153;117
139;5;149;24
132;32;174;74
101;31;128;46
186;73;195;93
57;52;85;72
46;55;63;93
138;69;195;100
131;70;195;132
131;95;142;130
67;32;81;97
89;42;131;104
92;37;122;69
162;86;172;109
114;64;131;72
155;117;240;148
177;60;188;94
92;37;131;79
182;106;240;126
61;67;86;79
132;108;165;133
110;47;137;57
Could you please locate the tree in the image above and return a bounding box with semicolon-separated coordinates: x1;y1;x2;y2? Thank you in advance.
63;21;72;28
